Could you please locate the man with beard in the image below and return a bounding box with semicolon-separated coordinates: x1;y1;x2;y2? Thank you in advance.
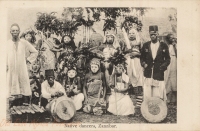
7;23;38;105
140;25;170;102
165;33;177;104
98;28;123;94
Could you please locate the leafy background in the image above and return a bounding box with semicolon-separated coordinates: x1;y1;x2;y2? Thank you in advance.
7;7;177;45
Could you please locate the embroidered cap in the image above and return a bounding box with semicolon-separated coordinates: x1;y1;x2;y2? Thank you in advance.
90;58;101;67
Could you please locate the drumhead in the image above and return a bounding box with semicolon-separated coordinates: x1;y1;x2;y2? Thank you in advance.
141;97;167;123
50;96;76;122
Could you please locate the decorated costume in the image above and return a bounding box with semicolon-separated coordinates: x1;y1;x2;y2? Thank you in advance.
98;19;121;93
64;58;84;111
107;52;135;116
83;58;107;115
121;17;144;107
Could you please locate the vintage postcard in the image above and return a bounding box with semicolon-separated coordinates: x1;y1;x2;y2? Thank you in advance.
0;0;199;131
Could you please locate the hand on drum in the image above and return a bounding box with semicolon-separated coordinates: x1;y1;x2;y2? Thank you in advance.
52;91;64;98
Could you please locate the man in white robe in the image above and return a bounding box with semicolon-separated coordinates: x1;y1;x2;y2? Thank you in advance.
41;69;66;108
7;24;38;102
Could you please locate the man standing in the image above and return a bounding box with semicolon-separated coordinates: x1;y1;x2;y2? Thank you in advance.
165;33;177;104
41;69;66;108
7;23;38;103
140;25;170;101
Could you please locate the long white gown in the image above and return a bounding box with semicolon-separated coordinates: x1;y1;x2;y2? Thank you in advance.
7;39;38;97
108;82;135;116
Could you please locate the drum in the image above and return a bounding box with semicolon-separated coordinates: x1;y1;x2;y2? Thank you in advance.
46;96;76;122
141;97;167;123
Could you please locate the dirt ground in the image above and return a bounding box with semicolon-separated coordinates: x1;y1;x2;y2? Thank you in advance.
72;103;177;123
7;102;177;124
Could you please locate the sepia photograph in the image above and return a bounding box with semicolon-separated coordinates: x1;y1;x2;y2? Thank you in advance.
0;0;200;131
6;7;177;124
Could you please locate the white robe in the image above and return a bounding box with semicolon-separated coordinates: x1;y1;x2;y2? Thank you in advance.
7;39;38;97
41;80;66;102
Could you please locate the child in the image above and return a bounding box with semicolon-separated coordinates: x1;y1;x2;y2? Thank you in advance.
64;60;84;111
107;53;135;116
83;58;107;115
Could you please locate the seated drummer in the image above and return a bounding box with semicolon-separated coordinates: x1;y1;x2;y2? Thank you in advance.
41;69;66;108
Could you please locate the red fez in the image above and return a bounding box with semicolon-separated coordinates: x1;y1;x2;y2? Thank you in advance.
149;25;158;34
45;69;54;77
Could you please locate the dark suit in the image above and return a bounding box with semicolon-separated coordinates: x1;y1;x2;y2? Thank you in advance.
140;41;170;81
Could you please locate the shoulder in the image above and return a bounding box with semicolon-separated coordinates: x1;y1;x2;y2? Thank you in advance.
160;42;168;48
143;41;151;47
55;80;61;85
41;80;48;86
20;39;31;47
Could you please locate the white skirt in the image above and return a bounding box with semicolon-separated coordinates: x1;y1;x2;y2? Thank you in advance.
108;91;135;116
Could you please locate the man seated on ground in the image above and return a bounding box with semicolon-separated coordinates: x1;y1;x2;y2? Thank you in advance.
41;69;66;108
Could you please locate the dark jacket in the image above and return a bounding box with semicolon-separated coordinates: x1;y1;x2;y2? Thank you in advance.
140;41;170;81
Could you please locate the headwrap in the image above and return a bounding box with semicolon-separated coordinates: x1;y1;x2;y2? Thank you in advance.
66;57;77;71
102;18;120;49
90;58;101;67
103;33;120;49
20;28;36;43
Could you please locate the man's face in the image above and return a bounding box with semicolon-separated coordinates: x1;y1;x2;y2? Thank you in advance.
169;35;175;44
64;36;71;44
67;69;77;78
150;33;158;42
115;65;123;75
25;33;32;43
106;35;114;44
128;30;136;41
47;76;54;85
91;64;99;73
10;26;20;38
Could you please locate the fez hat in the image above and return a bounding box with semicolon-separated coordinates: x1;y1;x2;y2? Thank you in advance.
45;69;54;77
149;25;158;34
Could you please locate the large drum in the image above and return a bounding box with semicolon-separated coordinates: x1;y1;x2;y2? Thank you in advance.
46;96;76;122
141;97;167;123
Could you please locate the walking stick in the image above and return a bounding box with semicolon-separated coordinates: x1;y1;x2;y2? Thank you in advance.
114;67;118;116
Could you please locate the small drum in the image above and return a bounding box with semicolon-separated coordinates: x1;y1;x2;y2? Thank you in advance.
141;97;167;123
46;96;76;122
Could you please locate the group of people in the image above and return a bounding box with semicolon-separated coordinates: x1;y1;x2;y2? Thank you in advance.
7;21;177;118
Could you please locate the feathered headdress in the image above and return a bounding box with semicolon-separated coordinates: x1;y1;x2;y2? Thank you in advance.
65;57;77;71
103;18;117;35
108;49;127;67
74;42;104;61
121;16;143;32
